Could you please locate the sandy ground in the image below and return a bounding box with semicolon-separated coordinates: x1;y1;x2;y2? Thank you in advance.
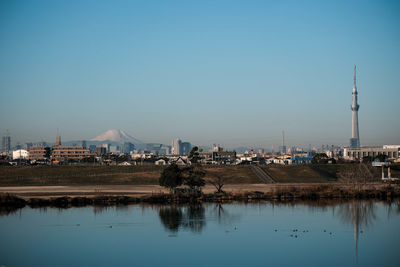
0;183;340;199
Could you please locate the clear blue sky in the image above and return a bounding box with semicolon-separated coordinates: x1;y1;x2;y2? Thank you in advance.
1;0;399;148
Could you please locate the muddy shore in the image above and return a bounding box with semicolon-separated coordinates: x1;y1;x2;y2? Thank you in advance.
1;183;399;214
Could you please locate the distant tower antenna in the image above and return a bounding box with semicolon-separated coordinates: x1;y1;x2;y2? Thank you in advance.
350;65;360;148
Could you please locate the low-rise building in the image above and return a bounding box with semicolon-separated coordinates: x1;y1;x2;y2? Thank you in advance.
344;146;400;161
12;149;29;160
169;156;189;166
212;151;236;164
155;158;168;165
290;156;313;164
28;146;51;160
51;146;92;161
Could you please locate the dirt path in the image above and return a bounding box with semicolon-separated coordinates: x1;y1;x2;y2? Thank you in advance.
0;183;347;199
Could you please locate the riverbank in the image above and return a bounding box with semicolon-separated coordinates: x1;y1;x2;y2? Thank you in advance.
0;184;335;198
0;164;371;185
1;183;399;214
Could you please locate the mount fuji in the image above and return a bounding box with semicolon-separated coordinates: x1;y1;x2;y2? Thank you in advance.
90;129;145;148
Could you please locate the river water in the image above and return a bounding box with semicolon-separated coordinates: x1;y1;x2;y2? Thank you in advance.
1;200;399;267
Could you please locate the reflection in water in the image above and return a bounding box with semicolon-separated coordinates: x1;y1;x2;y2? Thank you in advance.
267;200;381;266
181;205;206;233
1;200;399;267
397;199;400;214
93;205;110;215
159;206;182;233
387;199;400;219
158;205;205;233
214;204;225;224
337;201;377;265
0;206;20;216
211;203;240;226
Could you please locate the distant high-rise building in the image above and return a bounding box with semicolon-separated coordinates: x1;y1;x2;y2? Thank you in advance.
350;65;360;148
109;145;120;153
172;138;182;155
181;142;192;155
279;130;287;154
160;145;171;155
80;140;87;149
122;142;135;154
95;147;107;156
89;145;96;153
102;143;110;153
144;143;163;154
2;130;11;153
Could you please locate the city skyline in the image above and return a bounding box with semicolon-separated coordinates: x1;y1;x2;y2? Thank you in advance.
0;126;396;152
1;0;399;147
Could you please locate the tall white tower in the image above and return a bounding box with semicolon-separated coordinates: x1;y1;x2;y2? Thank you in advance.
350;65;360;148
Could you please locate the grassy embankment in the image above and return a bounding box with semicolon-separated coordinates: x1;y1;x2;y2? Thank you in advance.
0;165;259;186
262;165;344;183
263;164;400;183
0;164;398;186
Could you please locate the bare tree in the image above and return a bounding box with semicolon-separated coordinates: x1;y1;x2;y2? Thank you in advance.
209;174;226;194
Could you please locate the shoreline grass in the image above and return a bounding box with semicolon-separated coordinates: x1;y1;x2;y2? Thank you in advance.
1;183;399;215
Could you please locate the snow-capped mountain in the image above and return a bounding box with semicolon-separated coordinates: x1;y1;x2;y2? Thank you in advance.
90;129;144;147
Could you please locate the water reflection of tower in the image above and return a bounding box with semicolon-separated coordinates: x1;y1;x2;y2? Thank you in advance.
337;201;376;265
352;202;360;264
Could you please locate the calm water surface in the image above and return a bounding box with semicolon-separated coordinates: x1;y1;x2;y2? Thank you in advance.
1;200;399;267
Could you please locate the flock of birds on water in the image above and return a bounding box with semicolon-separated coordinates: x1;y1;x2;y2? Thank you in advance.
275;228;323;239
166;226;364;238
73;223;365;238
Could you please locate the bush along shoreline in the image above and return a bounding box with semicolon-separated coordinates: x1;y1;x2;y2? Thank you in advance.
1;184;400;213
